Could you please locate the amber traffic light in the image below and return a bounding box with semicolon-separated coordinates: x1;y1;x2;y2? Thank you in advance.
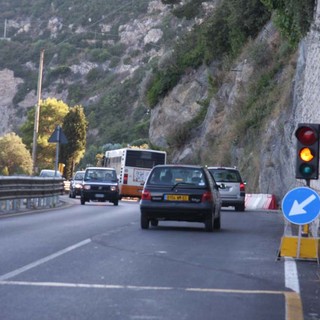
295;124;320;180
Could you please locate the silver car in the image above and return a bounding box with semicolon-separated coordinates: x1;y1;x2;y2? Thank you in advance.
208;167;245;211
69;170;85;198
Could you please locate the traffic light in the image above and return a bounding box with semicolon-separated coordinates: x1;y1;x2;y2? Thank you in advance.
295;123;320;180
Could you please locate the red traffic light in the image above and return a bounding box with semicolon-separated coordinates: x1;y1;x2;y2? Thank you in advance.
295;126;317;145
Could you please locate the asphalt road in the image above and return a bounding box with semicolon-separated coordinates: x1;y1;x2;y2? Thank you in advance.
0;196;318;320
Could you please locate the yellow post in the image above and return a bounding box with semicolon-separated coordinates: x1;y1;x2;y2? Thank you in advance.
58;163;65;175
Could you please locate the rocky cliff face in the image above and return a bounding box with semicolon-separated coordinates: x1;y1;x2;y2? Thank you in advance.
149;7;320;201
0;69;23;135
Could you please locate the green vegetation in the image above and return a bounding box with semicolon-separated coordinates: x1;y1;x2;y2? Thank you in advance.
20;98;69;171
60;105;88;178
0;133;33;175
146;0;271;107
261;0;315;46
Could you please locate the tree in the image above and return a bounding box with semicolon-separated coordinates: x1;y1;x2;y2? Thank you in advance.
20;98;69;172
0;132;33;175
60;105;87;179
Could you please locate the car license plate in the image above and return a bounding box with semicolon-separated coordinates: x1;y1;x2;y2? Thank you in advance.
165;194;189;201
95;194;104;198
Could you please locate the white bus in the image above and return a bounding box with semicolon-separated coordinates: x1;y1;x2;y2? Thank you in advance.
104;148;167;198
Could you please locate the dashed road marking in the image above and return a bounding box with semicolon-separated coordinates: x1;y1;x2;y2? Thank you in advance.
0;239;91;281
0;280;303;320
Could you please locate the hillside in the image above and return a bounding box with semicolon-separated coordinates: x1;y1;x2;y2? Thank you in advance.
0;0;318;201
0;0;174;143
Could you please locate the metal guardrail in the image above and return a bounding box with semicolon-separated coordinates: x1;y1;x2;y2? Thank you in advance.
0;176;64;214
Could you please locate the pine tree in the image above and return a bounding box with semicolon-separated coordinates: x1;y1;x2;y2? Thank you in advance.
60;105;87;179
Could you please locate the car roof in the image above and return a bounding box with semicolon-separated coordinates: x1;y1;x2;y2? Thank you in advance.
153;164;204;169
85;167;115;170
40;169;62;177
208;166;239;171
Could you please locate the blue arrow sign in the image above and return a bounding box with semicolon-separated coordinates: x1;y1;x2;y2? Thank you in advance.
282;187;320;225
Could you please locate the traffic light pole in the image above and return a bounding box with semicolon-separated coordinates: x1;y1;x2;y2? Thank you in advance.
303;178;310;237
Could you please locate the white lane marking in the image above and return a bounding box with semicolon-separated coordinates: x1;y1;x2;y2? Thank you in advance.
0;280;288;295
0;281;173;291
0;281;302;320
0;239;91;281
284;257;300;294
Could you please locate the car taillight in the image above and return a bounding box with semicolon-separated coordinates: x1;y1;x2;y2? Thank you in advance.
240;183;245;192
141;189;151;200
202;191;212;202
124;173;128;184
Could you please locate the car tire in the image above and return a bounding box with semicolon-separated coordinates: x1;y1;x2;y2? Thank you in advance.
151;219;158;227
204;214;214;232
235;203;245;212
113;199;119;206
214;216;221;230
141;212;149;229
80;197;85;205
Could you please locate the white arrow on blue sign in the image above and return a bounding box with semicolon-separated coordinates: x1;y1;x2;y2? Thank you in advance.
282;187;320;225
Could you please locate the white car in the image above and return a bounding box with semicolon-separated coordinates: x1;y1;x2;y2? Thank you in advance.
39;169;63;178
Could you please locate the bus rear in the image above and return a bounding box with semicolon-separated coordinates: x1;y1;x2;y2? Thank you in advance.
105;148;166;199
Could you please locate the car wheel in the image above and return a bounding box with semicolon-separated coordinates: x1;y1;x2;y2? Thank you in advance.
204;214;214;232
80;197;85;205
71;192;76;199
235;203;245;212
113;199;119;206
151;219;158;227
214;216;221;230
69;193;72;198
141;212;149;229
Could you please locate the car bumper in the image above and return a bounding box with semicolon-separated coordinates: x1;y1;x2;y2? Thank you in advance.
220;196;245;207
82;191;119;202
140;201;213;222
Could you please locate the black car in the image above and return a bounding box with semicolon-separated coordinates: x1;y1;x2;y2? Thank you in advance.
140;164;222;232
69;170;85;198
80;167;119;206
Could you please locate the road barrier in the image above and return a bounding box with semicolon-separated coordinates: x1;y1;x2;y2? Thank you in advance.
245;194;278;210
0;176;64;214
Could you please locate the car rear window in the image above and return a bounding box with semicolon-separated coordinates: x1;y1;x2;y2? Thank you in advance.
148;167;206;186
209;169;241;183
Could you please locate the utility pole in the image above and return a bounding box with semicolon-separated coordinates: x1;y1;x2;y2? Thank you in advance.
4;19;7;38
32;49;45;175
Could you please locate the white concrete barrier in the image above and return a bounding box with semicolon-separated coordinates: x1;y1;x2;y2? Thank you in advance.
245;194;277;210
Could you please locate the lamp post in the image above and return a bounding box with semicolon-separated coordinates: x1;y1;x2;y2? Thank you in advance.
31;49;45;175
